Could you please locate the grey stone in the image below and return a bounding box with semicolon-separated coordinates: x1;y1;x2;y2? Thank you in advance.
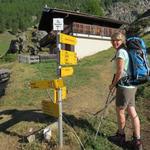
27;134;36;143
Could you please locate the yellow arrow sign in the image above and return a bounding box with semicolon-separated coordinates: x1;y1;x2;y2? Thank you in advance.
54;86;67;103
30;80;52;89
53;79;64;89
61;67;74;77
59;33;77;45
60;50;77;65
30;79;65;89
42;100;59;117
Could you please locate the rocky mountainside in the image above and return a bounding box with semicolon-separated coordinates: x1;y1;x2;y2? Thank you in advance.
105;0;150;23
104;0;150;35
128;9;150;36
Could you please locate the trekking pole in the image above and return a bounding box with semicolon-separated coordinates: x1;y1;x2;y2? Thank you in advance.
94;88;116;140
94;88;115;116
94;74;116;140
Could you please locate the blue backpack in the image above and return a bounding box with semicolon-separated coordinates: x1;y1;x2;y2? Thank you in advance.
125;37;150;85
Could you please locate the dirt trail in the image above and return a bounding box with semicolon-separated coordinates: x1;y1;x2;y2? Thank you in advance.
63;63;113;116
0;60;149;149
63;61;150;150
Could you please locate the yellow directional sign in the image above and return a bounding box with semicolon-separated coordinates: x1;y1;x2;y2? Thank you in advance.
30;79;65;89
59;33;77;45
61;67;74;77
54;86;67;103
60;50;77;65
53;79;64;89
30;80;52;89
42;100;59;117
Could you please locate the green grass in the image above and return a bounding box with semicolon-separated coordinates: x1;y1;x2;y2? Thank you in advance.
0;48;118;149
0;49;113;106
0;36;150;149
143;34;150;47
64;49;114;88
74;115;122;150
0;32;15;57
0;61;58;106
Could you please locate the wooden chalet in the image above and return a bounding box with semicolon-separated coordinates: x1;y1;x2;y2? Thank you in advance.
38;8;128;59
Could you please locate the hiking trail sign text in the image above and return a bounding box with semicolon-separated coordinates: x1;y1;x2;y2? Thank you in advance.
53;18;64;31
60;50;77;65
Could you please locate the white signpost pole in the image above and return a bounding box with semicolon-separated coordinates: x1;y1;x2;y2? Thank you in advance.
53;18;64;148
57;33;63;148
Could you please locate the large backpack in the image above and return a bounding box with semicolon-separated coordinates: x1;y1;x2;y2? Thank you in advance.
125;37;150;85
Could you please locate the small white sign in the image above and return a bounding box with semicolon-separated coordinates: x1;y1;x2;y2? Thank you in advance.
53;18;64;31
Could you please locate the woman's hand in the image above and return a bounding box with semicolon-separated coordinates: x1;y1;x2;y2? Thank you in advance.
109;84;116;95
109;84;115;91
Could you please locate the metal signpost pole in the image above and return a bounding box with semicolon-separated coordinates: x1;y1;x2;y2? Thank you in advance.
31;17;77;149
30;18;77;149
56;30;63;148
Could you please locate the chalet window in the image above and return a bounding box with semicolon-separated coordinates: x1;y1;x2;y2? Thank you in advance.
103;27;107;36
97;27;101;35
92;26;96;35
109;28;112;37
84;25;90;34
101;27;104;36
79;24;83;33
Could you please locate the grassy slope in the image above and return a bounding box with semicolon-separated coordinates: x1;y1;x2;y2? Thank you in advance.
0;34;149;149
0;48;121;150
0;32;15;57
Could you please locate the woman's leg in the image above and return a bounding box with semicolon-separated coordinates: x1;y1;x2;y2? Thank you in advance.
108;106;126;145
127;106;140;138
116;106;126;134
127;106;143;149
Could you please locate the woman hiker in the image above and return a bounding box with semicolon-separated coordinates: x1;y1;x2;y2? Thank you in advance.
108;32;143;150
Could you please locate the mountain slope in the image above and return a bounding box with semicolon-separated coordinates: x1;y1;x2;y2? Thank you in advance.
105;0;150;23
127;9;150;36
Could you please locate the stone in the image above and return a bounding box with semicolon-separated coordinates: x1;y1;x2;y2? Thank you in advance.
27;134;36;143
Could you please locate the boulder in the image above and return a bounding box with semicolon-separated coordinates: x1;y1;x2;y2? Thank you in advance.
0;69;11;97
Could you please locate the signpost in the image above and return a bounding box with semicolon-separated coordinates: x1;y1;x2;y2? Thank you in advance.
55;25;77;148
42;100;59;117
30;18;77;148
59;33;77;45
53;18;64;31
60;50;77;65
54;86;67;103
60;67;74;77
53;18;64;148
30;79;65;89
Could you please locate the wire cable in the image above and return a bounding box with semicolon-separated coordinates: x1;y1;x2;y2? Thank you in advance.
62;115;86;150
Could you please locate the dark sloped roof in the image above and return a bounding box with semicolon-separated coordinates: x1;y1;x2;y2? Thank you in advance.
39;8;128;33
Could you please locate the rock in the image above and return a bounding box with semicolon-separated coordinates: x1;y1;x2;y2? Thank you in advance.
43;122;58;143
0;69;11;97
32;28;48;42
0;69;11;83
43;127;52;142
27;134;36;143
127;9;150;36
105;0;150;23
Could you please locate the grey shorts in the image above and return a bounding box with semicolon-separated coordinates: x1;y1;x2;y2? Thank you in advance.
116;86;137;108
